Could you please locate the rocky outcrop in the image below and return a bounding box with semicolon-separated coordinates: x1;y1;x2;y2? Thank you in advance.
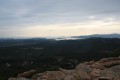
17;70;36;78
8;56;120;80
32;71;65;80
8;77;30;80
89;57;120;69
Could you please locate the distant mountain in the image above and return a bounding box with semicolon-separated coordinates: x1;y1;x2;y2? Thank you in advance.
72;33;120;39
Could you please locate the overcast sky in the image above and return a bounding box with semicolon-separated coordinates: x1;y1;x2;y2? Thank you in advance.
0;0;120;38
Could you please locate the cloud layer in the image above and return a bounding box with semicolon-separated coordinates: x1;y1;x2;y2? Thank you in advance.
0;0;120;37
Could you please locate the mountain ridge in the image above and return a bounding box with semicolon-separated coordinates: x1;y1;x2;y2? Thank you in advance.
72;33;120;39
0;33;120;40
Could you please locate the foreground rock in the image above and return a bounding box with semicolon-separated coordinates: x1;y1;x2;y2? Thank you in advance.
8;56;120;80
8;77;30;80
17;70;36;78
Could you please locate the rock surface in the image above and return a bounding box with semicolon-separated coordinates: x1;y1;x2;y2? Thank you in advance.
8;56;120;80
8;77;30;80
17;70;36;78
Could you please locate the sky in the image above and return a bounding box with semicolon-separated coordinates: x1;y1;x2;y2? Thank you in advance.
0;0;120;38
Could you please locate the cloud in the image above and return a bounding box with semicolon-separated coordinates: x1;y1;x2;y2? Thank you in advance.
0;17;120;38
0;0;120;37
